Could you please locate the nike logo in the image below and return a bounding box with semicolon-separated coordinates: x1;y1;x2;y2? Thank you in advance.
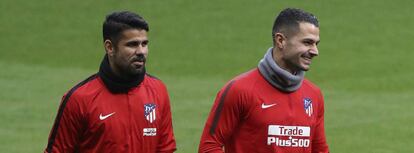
99;112;116;120
261;103;277;109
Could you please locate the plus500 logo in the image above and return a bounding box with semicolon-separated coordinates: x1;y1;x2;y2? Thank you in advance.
267;125;310;147
267;136;310;147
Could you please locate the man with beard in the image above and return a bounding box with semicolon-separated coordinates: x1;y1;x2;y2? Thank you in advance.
199;8;329;153
45;11;176;153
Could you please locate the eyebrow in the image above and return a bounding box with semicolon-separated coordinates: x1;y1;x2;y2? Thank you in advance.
303;38;320;44
125;40;148;45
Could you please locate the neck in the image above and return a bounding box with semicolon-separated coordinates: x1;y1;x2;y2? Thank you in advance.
273;48;296;74
98;55;146;93
108;58;125;80
258;47;305;92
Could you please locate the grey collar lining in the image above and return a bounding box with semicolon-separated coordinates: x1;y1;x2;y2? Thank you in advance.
258;47;305;92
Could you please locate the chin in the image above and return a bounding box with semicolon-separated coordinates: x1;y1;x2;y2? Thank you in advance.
125;68;144;76
134;68;145;74
130;64;145;72
299;65;311;71
302;67;311;71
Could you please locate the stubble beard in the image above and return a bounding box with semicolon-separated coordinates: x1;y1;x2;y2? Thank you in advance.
111;56;146;79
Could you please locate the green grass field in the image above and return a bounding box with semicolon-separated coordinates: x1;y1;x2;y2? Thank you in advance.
1;0;414;152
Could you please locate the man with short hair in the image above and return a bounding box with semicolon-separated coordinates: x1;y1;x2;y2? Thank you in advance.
199;8;329;153
45;11;176;153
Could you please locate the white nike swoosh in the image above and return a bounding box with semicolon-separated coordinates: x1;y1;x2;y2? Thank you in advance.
261;103;277;109
99;112;116;120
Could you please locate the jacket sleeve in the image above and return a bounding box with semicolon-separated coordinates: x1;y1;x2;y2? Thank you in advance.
199;81;244;153
44;93;84;153
312;91;329;153
156;83;177;153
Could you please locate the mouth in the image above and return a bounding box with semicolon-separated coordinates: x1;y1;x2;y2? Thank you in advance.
132;61;144;67
301;56;312;64
131;56;146;67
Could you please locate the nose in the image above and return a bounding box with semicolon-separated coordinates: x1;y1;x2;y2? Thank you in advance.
136;53;145;61
309;45;319;57
135;44;148;55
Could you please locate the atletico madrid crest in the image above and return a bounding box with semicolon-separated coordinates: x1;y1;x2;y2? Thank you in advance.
144;103;156;123
303;98;313;117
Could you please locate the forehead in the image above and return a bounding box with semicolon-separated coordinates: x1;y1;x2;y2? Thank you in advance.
292;22;320;41
119;29;148;41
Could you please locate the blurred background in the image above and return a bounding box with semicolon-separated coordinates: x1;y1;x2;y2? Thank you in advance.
1;0;413;152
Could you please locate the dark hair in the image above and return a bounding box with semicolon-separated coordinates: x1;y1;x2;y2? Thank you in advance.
103;11;149;44
272;8;319;38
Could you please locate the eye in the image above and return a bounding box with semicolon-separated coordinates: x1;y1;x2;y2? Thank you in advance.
141;40;149;47
303;41;312;46
126;41;139;47
302;39;319;46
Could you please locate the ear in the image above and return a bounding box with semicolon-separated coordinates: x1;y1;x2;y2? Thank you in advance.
104;40;114;56
274;33;286;50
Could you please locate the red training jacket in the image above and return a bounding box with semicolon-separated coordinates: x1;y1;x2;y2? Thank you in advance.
45;74;176;153
199;69;329;153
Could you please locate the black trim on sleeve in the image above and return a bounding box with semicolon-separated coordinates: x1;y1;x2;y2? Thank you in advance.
209;80;236;135
46;74;98;153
